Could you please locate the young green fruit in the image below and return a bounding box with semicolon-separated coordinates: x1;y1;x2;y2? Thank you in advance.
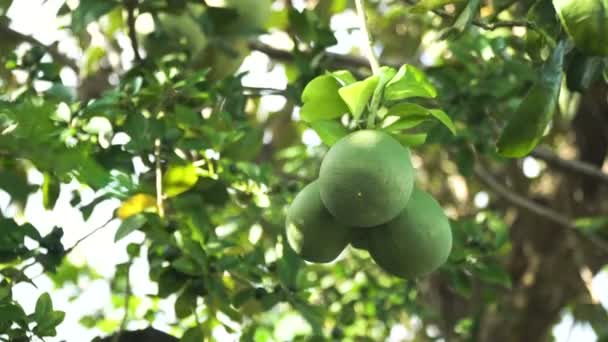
285;181;350;263
367;188;452;279
318;130;414;228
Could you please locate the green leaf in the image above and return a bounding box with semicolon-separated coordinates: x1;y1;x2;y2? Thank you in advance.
330;70;357;86
451;0;481;34
338;75;380;120
71;0;118;33
277;239;304;289
384;65;437;101
174;287;197;319
233;288;256;308
293;300;325;335
34;310;65;337
34;293;53;322
386;102;434;117
42;174;61;210
553;0;608;56
0;303;27;327
383;115;429;131
114;215;147;242
222;128;264;161
392;133;428;147
172;257;202;276
386;103;456;134
496;41;566;157
181;327;205;342
428;109;457;135
309;120;349;146
475;260;512;288
175;104;202;127
163;164;199;198
300;75;349;122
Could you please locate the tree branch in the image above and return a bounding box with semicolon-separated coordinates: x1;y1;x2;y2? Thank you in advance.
403;0;536;31
248;40;377;70
0;25;79;72
474;165;608;252
125;0;142;63
250;41;608;185
354;0;380;74
531;147;608;185
474;165;574;227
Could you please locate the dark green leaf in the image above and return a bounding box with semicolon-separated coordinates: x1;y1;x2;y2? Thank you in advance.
442;0;481;38
181;327;205;342
42;174;61;210
554;0;608;56
71;0;119;33
222;127;264;161
114;215;147;242
497;41;566;157
475;260;512;288
175;287;197;319
172;257;202;276
34;293;53;322
0;303;27;327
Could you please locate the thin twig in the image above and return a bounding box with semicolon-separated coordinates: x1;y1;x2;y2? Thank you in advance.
0;25;79;71
154;138;165;218
125;0;142;63
531;147;608;185
65;216;115;254
474;165;608;252
354;0;380;74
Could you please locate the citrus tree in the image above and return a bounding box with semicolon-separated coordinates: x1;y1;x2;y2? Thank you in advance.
0;0;607;341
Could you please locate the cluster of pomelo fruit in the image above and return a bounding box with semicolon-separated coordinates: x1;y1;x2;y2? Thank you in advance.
285;129;452;279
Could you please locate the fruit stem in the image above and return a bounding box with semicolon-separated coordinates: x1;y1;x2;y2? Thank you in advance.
354;0;379;75
367;72;390;129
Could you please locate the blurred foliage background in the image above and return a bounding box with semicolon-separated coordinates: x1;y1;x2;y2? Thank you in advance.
0;0;607;341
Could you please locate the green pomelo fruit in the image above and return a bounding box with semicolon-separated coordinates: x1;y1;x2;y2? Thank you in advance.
286;181;350;263
318;130;414;228
349;229;370;250
367;188;452;279
554;0;608;56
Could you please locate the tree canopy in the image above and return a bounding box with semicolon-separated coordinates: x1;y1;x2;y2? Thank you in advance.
0;0;607;341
